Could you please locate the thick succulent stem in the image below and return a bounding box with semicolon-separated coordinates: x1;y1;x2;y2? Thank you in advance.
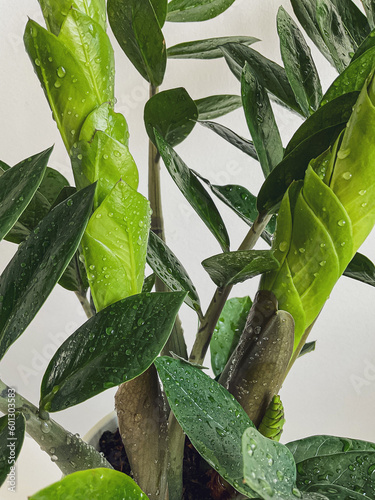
0;379;111;475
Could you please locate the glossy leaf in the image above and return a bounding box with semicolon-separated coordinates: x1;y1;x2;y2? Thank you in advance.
0;184;95;360
37;0;106;36
82;181;151;311
287;435;375;464
58;9;115;104
155;356;258;498
278;6;322;117
58;253;88;293
352;28;375;62
166;0;236;22
29;468;149;500
305;484;371;499
78;103;129;146
298;341;316;357
210;296;252;377
199;121;258;160
0;413;25;487
331;0;370;47
147;231;201;313
241;64;284;178
221;42;302;114
40;291;185;411
155;131;230;251
144;88;198;146
195;94;242;120
38;167;69;205
142;274;156;293
242;427;298;499
107;0;166;86
344;252;375;287
321;47;375;105
316;0;356;73
167;36;258;59
0;147;51;241
290;0;334;66
202;250;279;287
362;0;375;29
24;20;99;151
285;92;358;156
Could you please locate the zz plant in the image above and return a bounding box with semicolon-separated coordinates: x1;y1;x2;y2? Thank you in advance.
1;0;375;499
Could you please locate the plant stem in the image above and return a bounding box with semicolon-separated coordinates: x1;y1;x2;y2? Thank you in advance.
75;290;94;319
189;213;272;366
0;379;111;475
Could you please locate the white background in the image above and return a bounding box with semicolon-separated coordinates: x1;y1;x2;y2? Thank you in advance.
1;0;375;498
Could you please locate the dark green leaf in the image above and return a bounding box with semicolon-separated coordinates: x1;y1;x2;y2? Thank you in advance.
144;88;198;146
142;273;156;293
352;29;375;61
166;0;236;22
0;413;25;487
241;64;284;178
0;160;10;170
40;291;186;412
0;184;95;360
286;435;375;464
361;0;375;30
221;42;302;114
50;186;77;210
195;94;242;120
199;121;258;160
155;356;258;498
290;0;334;66
150;0;168;26
331;0;370;47
147;231;201;313
285;92;358;156
58;253;88;293
0;148;51;241
278;6;322;116
108;0;166;86
242;427;298;499
39;167;70;205
29;468;148;500
210;296;252;377
321;47;375;105
316;0;356;73
155;131;230;251
167;36;258;59
344;252;375;287
306;484;371;499
202;250;279;287
296;451;375;497
298;341;316;358
257;127;343;214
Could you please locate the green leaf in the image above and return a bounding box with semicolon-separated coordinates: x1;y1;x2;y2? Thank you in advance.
58;253;88;293
331;0;370;47
0;184;95;360
287;435;375;464
29;468;149;500
24;20;100;151
258;395;285;442
78;103;129;146
155;356;258;498
58;9;115;104
242;426;298;499
199;121;258;160
155;131;230;252
195;94;242;120
82;181;151;311
221;43;302;114
150;0;168;27
167;36;258;59
277;6;322;117
316;0;356;74
166;0;236;22
142;273;156;292
290;0;335;66
298;341;316;357
352;28;375;62
321;47;375;105
0;147;51;241
362;0;375;30
344;252;375;287
40;291;185;411
107;0;166;86
305;484;371;499
285;92;359;156
202;250;280;287
241;64;284;178
144;88;198;147
37;0;107;36
210;296;252;377
0;413;25;487
39;167;70;205
147;231;201;313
